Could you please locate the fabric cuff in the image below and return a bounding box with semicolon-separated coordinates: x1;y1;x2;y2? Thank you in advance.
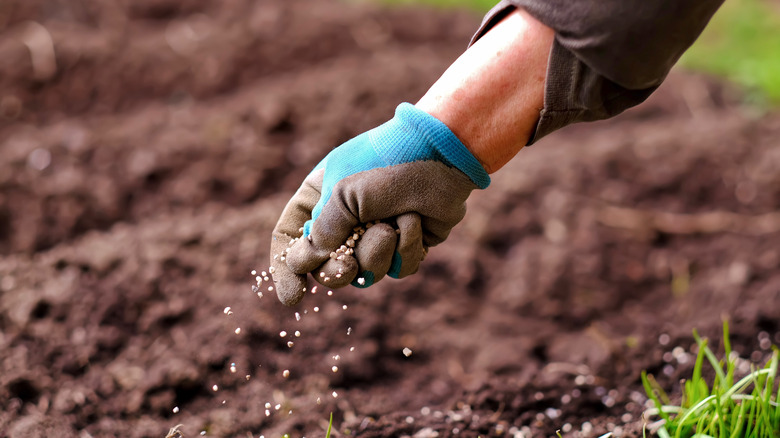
372;103;491;189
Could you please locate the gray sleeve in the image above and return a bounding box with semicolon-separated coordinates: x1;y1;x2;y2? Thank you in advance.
471;0;725;144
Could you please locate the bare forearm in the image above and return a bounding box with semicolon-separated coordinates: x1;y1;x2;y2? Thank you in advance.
415;9;553;174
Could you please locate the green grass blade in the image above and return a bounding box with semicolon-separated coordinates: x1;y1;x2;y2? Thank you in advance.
326;412;333;438
643;371;672;424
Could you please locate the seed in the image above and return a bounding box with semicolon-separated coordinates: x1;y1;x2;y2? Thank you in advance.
173;406;179;413
350;347;355;352
280;331;287;337
314;307;319;312
235;328;241;335
275;404;281;410
265;402;272;409
212;384;219;391
335;273;342;278
327;290;333;296
265;409;271;416
287;341;294;348
342;305;348;310
251;270;257;276
294;331;301;337
357;278;365;286
295;312;301;321
403;347;412;357
245;375;250;380
352;233;359;240
268;286;274;292
317;397;322;405
223;307;231;314
347;327;352;335
263;276;269;282
256;276;262;282
269;266;276;274
283;370;290;378
333;354;340;360
320;272;326;278
332;391;338;398
257;292;263;298
332;366;338;373
324;277;330;282
311;286;318;294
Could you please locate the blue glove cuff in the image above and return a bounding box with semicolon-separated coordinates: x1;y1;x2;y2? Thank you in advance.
370;103;491;189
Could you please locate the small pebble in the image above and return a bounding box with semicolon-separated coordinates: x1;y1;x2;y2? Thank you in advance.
342;305;348;310
294;331;301;337
251;270;257;276
332;391;338;398
357;278;365;285
173;406;179;414
295;312;301;321
223;307;232;315
403;347;412;357
212;384;219;391
230;363;237;373
280;331;287;337
234;328;241;335
283;370;290;378
332;366;339;373
287;341;294;348
313;307;319;312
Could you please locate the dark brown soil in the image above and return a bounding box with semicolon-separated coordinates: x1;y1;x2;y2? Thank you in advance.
1;1;779;437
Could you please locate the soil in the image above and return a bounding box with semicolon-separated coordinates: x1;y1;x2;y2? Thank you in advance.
1;0;779;437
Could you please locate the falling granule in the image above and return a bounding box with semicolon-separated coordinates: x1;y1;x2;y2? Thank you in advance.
251;270;257;276
265;402;272;408
349;347;355;352
275;404;281;410
200;431;206;436
294;331;301;337
347;327;352;335
295;312;301;321
269;266;276;274
316;397;322;405
332;366;338;373
252;285;259;293
280;331;287;337
327;290;333;296
287;341;294;348
212;384;219;391
332;391;338;398
257;292;263;298
223;307;232;315
357;277;365;285
333;354;340;361
313;307;319;312
265;409;271;417
342;305;348;310
283;370;290;378
256;276;262;283
235;328;241;335
173;406;180;414
261;271;267;277
403;347;413;357
319;272;326;278
267;286;274;292
230;363;237;373
245;375;250;380
311;286;318;294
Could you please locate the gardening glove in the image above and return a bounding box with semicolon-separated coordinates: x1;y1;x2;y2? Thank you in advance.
270;103;490;306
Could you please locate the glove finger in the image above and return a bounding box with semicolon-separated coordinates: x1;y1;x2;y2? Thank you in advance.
270;171;323;306
352;222;397;288
388;212;424;279
312;253;359;288
286;185;360;275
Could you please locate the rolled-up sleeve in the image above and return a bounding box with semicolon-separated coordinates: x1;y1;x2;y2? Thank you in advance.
471;0;725;144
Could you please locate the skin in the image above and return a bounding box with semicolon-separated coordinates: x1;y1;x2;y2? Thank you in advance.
416;8;554;174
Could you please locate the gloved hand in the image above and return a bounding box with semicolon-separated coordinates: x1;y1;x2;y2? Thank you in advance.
270;103;490;306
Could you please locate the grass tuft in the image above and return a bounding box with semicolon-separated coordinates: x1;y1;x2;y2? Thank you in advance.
642;321;780;438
